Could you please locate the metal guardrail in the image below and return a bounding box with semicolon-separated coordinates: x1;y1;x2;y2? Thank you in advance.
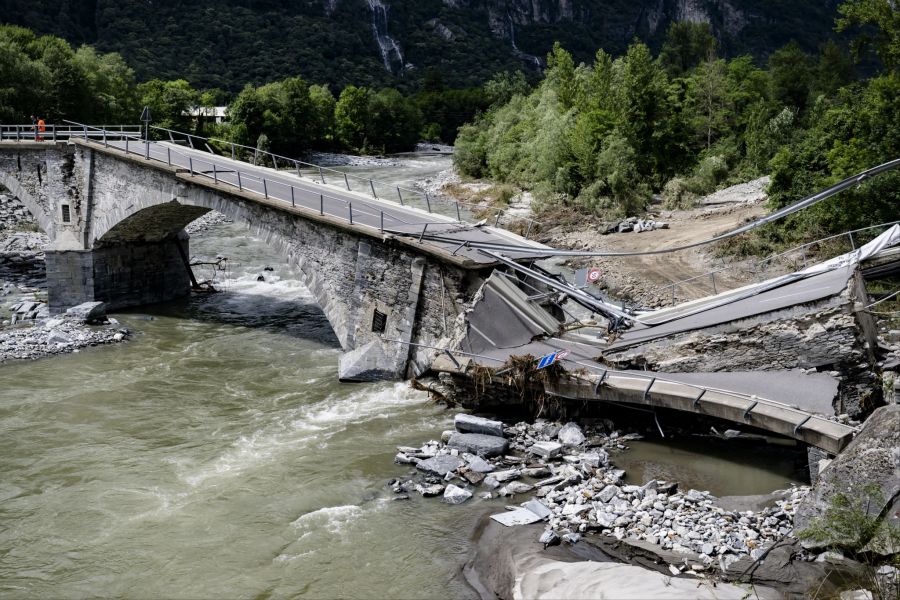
150;125;543;238
59;122;498;239
636;221;900;307
0;124;141;142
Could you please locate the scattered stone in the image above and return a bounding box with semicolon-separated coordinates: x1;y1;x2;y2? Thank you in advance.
415;483;444;497
415;455;464;477
499;481;534;496
443;484;473;504
539;528;560;548
463;453;495;473
558;422;585;446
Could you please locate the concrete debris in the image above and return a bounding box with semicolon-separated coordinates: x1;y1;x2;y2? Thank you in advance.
415;455;464;477
391;414;814;575
447;432;509;457
454;413;505;437
64;301;107;324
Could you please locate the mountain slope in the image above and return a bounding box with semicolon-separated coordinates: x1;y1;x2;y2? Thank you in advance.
0;0;843;90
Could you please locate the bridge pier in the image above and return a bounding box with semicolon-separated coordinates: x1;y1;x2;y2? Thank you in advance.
46;233;193;313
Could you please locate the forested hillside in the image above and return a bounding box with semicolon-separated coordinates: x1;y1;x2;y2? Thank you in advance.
454;1;900;245
0;0;842;90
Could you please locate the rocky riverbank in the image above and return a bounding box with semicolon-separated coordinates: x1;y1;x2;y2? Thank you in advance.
1;192;131;363
392;415;810;573
389;414;893;598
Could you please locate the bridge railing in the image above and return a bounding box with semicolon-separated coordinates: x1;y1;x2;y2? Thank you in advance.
66;122;486;238
634;220;900;307
0;123;141;143
150;125;543;239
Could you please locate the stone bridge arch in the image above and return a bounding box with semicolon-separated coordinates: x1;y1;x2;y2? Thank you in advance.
1;141;479;381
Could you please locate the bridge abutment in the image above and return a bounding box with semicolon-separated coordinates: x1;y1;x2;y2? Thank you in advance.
46;234;193;313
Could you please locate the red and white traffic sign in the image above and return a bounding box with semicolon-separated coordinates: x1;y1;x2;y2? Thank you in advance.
587;268;602;283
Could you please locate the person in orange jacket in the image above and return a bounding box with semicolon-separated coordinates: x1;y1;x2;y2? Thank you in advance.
37;117;46;141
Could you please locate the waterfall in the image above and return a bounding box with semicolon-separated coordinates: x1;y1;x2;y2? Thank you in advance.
366;0;404;73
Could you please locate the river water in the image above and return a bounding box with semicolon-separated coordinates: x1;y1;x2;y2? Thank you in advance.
0;154;801;598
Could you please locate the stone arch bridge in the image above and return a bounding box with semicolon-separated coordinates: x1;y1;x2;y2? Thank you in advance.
0;136;550;381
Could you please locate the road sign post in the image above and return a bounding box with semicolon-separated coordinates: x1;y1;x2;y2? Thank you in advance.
140;106;151;160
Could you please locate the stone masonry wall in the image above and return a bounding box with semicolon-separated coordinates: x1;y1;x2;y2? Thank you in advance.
5;143;482;380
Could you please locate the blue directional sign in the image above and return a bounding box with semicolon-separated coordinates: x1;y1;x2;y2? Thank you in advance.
537;350;569;369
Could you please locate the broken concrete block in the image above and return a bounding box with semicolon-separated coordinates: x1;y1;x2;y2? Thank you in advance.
529;441;563;459
455;414;505;437
447;432;508;457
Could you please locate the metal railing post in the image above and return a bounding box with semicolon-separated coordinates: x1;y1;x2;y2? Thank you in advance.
295;161;301;179
320;194;324;215
494;210;502;227
397;187;403;205
52;125;56;142
848;231;856;250
263;178;268;198
344;173;350;191
348;203;353;224
188;156;193;174
237;171;243;191
213;163;218;184
291;186;295;207
231;143;235;160
456;202;461;222
125;137;129;154
419;223;429;243
145;137;150;160
103;130;108;147
380;211;384;232
425;192;432;213
710;272;717;294
319;167;325;184
524;219;533;239
167;147;171;166
369;179;376;198
272;155;278;170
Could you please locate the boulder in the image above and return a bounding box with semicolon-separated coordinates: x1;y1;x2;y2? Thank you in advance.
455;414;505;437
447;432;509;457
64;301;107;323
415;455;464;477
443;484;473;504
794;405;900;553
558;422;585;446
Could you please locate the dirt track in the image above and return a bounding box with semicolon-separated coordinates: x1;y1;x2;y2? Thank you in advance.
548;202;768;308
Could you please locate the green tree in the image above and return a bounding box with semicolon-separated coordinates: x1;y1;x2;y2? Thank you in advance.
138;78;199;133
334;85;370;150
366;88;422;153
768;41;814;113
545;42;577;110
308;84;336;147
685;55;729;149
658;21;718;78
836;0;900;72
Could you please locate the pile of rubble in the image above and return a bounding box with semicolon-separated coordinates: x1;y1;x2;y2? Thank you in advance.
391;414;809;572
0;301;129;363
604;216;670;234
